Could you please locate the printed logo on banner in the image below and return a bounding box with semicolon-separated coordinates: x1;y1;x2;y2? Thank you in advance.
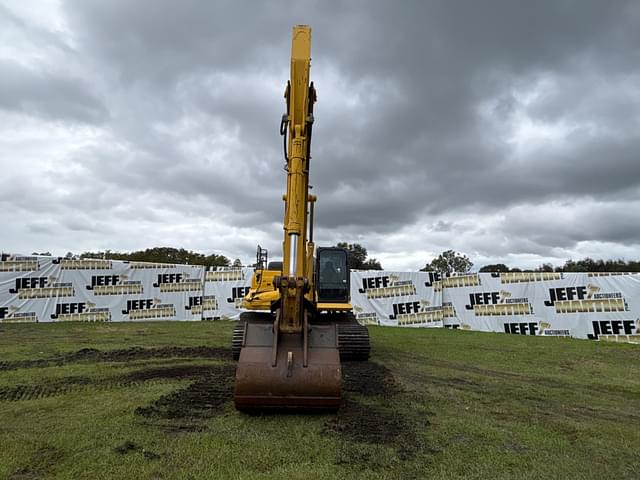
587;320;637;340
389;299;443;325
127;261;177;269
465;290;533;316
51;302;111;322
442;302;457;318
0;306;37;323
185;295;218;315
52;258;112;270
356;312;379;326
544;284;629;313
227;287;251;307
353;306;379;326
503;322;540;335
504;320;569;337
0;254;39;272
538;321;570;336
153;273;202;293
444;324;460;329
86;274;143;295
121;298;176;319
358;274;416;299
431;274;481;292
491;271;563;283
206;268;244;282
9;277;74;299
424;272;442;287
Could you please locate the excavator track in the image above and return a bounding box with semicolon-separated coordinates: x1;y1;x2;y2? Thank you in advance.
231;321;246;361
336;314;371;361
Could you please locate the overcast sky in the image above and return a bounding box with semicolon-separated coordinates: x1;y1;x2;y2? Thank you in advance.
1;1;639;271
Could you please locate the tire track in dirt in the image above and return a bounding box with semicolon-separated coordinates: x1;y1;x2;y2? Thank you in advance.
3;346;432;464
134;363;235;420
0;346;231;372
8;446;63;480
342;361;402;398
384;353;640;426
322;361;431;464
377;347;640;399
0;364;223;402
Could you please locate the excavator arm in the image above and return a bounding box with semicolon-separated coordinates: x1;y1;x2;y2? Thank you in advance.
276;25;316;335
233;26;369;411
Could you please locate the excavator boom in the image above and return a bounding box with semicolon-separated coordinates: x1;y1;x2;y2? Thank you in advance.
234;26;342;410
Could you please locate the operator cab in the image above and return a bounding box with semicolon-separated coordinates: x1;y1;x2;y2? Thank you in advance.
267;261;283;272
316;247;350;303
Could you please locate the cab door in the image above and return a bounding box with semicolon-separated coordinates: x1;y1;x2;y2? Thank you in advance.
316;247;350;303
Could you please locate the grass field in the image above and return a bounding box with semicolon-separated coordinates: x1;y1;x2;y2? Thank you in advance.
0;321;638;479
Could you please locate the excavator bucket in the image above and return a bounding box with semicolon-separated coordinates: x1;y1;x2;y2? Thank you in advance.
234;320;341;410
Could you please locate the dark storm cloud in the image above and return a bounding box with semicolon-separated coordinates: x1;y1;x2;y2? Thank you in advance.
1;0;639;267
504;201;640;246
64;0;292;84
0;59;108;123
304;0;640;229
63;0;640;213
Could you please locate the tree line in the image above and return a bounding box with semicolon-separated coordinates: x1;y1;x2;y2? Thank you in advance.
78;247;231;268
66;243;383;270
33;246;640;273
489;258;640;273
53;243;381;270
422;250;640;274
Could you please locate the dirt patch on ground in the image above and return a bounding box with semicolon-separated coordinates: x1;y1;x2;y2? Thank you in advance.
397;369;484;395
323;399;409;445
323;361;429;463
342;361;402;397
9;446;63;480
134;362;235;420
122;365;215;382
0;346;231;371
322;399;428;463
63;346;230;363
0;364;222;402
0;376;93;402
113;440;140;454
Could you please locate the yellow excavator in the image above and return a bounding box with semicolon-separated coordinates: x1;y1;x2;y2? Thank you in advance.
232;25;370;410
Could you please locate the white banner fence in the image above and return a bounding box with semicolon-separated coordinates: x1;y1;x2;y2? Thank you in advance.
1;254;639;343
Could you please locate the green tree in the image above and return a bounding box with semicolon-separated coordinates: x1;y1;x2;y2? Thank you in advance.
535;263;555;272
232;258;242;268
421;250;472;274
335;242;383;270
560;257;640;272
80;247;229;267
479;263;510;273
362;258;383;270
